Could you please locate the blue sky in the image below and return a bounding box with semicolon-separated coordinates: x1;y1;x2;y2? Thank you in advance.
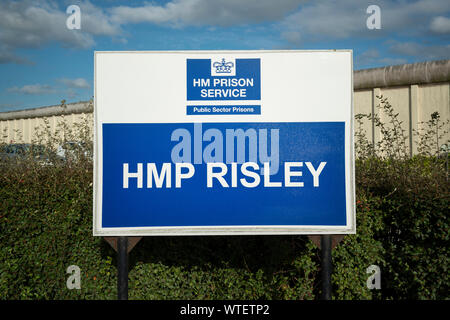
0;0;449;112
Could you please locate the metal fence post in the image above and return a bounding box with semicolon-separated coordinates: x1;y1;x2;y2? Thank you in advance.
321;235;332;300
117;236;128;300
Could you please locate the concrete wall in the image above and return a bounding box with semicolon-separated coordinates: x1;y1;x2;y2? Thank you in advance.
1;59;449;155
354;83;450;155
353;59;450;155
0;101;93;145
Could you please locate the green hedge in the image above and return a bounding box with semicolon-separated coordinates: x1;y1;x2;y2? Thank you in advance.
0;162;319;299
0;155;447;300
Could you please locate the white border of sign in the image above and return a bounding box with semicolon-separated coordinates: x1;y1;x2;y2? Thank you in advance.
93;50;355;236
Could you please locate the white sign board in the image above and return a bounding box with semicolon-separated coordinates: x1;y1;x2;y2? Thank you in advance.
94;50;355;236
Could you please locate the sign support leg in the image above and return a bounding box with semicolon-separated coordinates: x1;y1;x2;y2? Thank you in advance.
117;236;128;300
321;235;332;300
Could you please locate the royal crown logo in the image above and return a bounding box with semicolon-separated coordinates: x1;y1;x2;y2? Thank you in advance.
213;58;234;74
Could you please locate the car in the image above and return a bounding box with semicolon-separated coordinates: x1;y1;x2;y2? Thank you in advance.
56;141;91;162
0;143;62;166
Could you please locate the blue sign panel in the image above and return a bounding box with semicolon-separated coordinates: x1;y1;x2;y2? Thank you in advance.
102;122;346;228
186;59;261;101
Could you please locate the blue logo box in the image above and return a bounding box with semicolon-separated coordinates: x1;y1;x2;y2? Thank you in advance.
187;59;261;101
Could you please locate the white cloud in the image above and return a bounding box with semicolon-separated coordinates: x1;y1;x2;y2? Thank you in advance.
355;49;408;68
279;0;450;44
0;50;34;65
356;49;380;66
58;78;90;89
388;41;450;60
7;84;55;95
58;78;92;100
65;88;78;99
0;0;120;64
110;0;304;27
377;57;408;66
0;0;448;66
0;0;303;64
280;1;367;43
6;77;92;99
78;1;122;36
430;16;450;34
280;30;302;45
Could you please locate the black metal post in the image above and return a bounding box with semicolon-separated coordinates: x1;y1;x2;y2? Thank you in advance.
117;236;128;300
321;235;332;300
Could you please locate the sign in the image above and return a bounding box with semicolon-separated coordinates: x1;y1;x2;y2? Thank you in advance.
94;50;355;236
